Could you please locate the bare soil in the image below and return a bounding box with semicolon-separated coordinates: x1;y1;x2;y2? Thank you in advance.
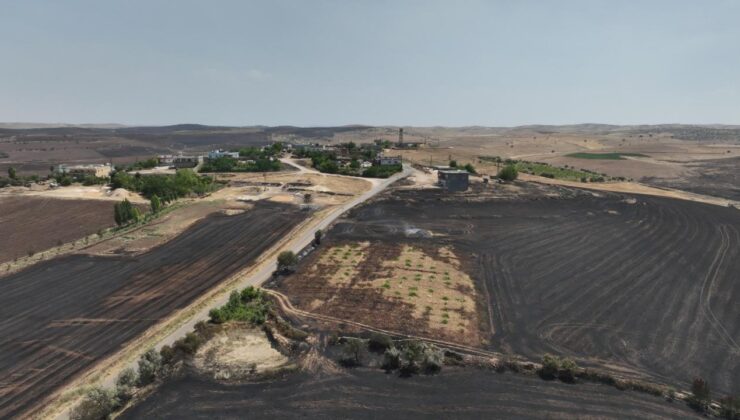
0;196;119;263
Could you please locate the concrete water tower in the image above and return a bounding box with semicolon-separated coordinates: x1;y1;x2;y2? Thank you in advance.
398;128;404;146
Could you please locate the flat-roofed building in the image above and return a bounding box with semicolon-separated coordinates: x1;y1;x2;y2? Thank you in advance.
437;169;469;192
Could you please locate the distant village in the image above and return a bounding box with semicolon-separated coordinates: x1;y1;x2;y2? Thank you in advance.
46;128;469;191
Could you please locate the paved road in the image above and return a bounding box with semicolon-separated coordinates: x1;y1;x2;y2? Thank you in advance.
54;161;411;419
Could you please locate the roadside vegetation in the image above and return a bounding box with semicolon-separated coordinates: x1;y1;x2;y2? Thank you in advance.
566;152;648;160
480;156;622;182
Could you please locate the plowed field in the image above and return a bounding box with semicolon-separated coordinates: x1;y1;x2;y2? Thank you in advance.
287;187;740;394
0;201;305;418
0;196;118;263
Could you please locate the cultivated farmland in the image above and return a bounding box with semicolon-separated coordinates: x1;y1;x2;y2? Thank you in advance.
278;185;740;394
0;201;306;419
0;196;118;263
121;367;702;419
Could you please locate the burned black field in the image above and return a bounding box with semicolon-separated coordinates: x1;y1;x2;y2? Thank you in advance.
325;187;740;394
0;202;305;419
121;367;700;419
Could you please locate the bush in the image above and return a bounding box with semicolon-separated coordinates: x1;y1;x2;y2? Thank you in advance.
159;344;176;365
539;354;560;379
558;358;578;383
174;332;204;355
383;347;401;370
277;250;298;273
70;387;119;420
498;165;518;181
422;346;444;374
463;163;476;174
115;368;138;402
208;287;270;325
368;332;393;352
137;348;162;386
340;338;366;367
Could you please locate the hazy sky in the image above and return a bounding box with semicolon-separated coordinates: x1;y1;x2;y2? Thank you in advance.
1;0;738;126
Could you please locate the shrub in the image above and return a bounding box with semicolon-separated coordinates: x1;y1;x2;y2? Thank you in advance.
174;332;203;355
137;348;162;386
115;367;138;402
314;229;323;245
70;387;119;420
463;163;476;174
422;346;444;374
558;358;578;383
497;165;518;181
368;332;393;352
340;338;366;367
383;347;401;370
449;160;457;168
208;287;270;325
539;354;560;379
159;344;176;365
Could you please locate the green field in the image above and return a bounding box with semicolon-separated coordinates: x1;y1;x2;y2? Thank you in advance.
514;161;611;182
566;152;648;160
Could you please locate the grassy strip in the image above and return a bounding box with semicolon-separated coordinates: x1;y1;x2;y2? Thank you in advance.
566;152;648;160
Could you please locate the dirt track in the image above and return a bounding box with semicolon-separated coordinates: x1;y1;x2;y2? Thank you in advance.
0;196;118;263
299;185;740;394
120;368;701;419
0;202;305;419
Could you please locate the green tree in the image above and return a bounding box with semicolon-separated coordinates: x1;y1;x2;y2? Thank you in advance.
277;250;298;272
115;367;138;402
341;338;366;366
70;387;119;420
498;164;518;181
314;229;323;245
463;163;476;174
449;160;457;168
8;167;17;179
137;348;162;386
150;194;162;213
114;199;139;226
